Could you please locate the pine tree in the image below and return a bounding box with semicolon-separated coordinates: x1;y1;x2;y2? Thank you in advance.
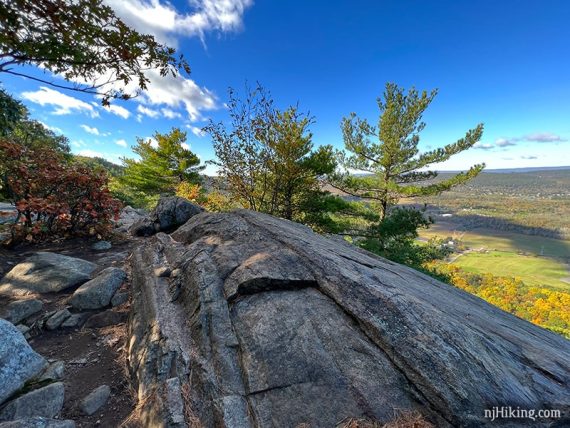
119;128;203;196
332;83;485;221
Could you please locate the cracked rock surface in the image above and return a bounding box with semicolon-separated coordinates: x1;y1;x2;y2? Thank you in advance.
127;210;570;428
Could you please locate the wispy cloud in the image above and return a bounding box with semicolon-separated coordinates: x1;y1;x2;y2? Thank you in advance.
187;124;206;137
474;142;494;150
495;138;517;147
162;108;182;119
104;0;254;45
80;124;100;135
22;87;99;117
115;139;128;147
104;104;131;119
520;155;538;160
137;105;160;118
523;132;567;143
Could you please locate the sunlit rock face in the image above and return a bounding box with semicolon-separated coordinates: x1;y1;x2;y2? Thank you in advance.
127;209;570;428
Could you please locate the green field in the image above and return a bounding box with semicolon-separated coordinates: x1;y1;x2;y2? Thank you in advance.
421;223;570;258
452;250;570;291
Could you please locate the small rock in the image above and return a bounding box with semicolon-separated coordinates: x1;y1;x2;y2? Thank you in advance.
0;417;75;427
84;310;127;328
154;266;171;277
111;291;128;307
79;385;111;416
90;241;112;251
0;382;65;420
0;319;47;405
170;268;182;278
60;313;89;329
45;309;71;330
2;299;43;325
38;361;65;382
70;267;126;310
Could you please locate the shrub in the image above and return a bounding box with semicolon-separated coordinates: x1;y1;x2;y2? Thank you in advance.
176;181;201;203
0;140;121;244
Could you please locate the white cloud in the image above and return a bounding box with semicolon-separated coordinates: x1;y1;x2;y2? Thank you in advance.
104;0;254;45
187;125;206;137
21;87;99;117
80;124;100;135
139;69;217;121
523;132;567;143
162;108;182;119
474;142;493;150
520;155;538;160
104;104;131;119
137;105;160;118
495;138;516;147
116;139;128;147
38;121;63;134
181;142;191;150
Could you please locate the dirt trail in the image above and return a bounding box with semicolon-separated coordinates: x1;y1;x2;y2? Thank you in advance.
0;236;140;427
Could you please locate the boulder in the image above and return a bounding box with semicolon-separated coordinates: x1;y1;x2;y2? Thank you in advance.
69;267;126;310
2;299;43;325
115;205;146;233
0;253;97;296
0;418;75;428
45;309;71;330
0;383;65;421
129;196;203;237
79;385;111;416
127;210;570;428
0;319;47;405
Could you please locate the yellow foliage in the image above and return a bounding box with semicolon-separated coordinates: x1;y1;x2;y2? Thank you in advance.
176;182;201;202
425;262;570;338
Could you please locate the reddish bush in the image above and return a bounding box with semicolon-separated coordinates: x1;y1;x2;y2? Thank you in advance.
0;140;121;244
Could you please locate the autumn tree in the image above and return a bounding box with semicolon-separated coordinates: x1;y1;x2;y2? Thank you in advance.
119;128;203;202
332;83;485;221
0;0;190;105
205;84;344;228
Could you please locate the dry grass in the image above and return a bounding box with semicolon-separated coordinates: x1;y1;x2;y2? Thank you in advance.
181;381;203;428
337;411;434;428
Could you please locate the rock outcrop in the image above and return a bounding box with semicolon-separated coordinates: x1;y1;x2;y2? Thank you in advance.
127;210;570;427
0;252;97;296
129;196;203;237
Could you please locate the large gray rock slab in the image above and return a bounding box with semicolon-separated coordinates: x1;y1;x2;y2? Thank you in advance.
0;253;98;296
0;319;47;405
1;299;43;324
0;382;64;421
69;267;126;310
129;196;203;237
0;418;75;428
127;211;570;428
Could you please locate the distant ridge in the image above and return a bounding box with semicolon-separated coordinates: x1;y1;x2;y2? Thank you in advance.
439;165;570;174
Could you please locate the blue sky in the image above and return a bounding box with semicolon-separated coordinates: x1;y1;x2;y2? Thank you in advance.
2;0;569;173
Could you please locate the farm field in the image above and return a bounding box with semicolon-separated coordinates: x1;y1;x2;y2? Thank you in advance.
415;168;570;292
452;250;569;291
